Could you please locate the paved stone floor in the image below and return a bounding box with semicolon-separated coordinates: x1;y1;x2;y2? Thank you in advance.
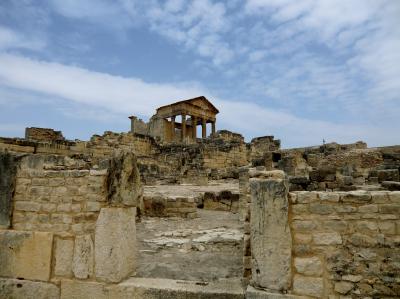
135;209;244;281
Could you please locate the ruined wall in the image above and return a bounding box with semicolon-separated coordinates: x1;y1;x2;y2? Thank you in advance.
277;142;400;192
0;151;141;298
142;195;197;218
87;131;157;158
290;190;400;298
129;116;148;135
25;127;65;142
243;169;400;298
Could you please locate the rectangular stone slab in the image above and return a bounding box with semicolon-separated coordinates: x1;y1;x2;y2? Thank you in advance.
0;230;53;281
250;178;292;291
95;207;137;283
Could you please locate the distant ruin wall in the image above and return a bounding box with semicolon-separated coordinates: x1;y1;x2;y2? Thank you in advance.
25;127;65;142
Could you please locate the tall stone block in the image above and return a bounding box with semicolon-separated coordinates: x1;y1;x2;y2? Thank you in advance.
250;176;292;291
73;234;94;279
95;207;137;283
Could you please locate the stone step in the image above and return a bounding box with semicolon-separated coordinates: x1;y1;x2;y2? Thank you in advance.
60;277;245;299
115;277;245;299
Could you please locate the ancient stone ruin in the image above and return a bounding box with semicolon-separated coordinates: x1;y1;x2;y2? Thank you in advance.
0;96;399;298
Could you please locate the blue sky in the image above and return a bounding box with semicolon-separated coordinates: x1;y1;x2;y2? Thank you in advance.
0;0;399;148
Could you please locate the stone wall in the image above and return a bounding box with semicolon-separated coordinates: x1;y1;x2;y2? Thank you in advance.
277;142;400;192
290;190;400;298
142;195;197;218
243;170;400;298
0;130;250;185
25;127;65;142
0;151;141;298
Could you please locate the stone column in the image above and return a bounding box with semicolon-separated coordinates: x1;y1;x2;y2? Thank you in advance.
211;120;216;136
202;118;207;138
192;116;197;139
249;170;291;291
181;113;186;141
171;115;175;141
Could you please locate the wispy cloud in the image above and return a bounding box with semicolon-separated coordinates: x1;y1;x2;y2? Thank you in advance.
0;1;398;147
0;26;45;51
0;53;395;147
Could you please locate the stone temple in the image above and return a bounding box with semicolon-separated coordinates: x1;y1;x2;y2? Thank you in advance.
0;96;399;298
129;96;219;142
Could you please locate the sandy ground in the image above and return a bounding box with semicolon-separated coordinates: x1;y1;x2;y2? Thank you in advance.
135;209;244;282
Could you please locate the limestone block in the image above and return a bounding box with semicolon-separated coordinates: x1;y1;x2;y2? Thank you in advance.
250;177;291;291
0;278;60;299
95;207;137;283
313;232;342;245
334;281;354;294
318;192;340;202
60;279;108;299
341;191;371;203
55;238;74;277
294;257;323;276
293;275;323;297
296;191;318;203
72;234;94;279
0;230;53;281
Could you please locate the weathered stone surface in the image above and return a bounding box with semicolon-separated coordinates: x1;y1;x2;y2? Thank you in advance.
95;207;137;283
55;238;74;277
0;278;60;299
246;286;307;299
334;281;354;294
72;234;94;279
382;181;400;191
0;152;19;228
60;280;108;299
294;257;323;276
0;230;53;281
250;177;291;291
106;151;142;207
293;275;323;297
313;232;342;245
111;277;245;299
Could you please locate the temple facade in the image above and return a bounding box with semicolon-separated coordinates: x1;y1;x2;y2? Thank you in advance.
129;96;219;143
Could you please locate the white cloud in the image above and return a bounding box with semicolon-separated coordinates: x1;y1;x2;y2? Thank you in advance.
0;53;396;147
0;53;204;116
0;26;45;51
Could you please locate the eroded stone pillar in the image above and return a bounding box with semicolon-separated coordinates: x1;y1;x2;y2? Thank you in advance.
171;115;176;141
250;171;292;291
181;113;186;141
192;116;197;139
202;118;207;138
212;120;216;136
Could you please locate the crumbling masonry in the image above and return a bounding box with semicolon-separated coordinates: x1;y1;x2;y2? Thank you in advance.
0;96;399;298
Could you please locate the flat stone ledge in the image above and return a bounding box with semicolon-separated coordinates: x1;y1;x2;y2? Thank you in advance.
246;286;309;299
114;277;245;299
